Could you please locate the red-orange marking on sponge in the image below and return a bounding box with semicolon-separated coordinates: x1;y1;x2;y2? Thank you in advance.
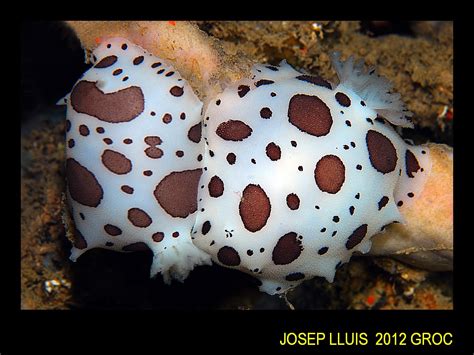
446;109;453;121
95;37;102;44
168;21;176;26
366;295;375;306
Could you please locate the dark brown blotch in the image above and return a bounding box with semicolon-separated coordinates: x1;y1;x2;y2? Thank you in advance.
217;246;241;266
101;149;132;175
127;208;152;228
296;75;331;89
95;55;117;68
239;184;271;232
216;120;253;141
378;196;389;210
335;92;351;107
208;175;224;198
288;94;333;137
104;224;122;236
238;85;250;98
154;169;203;218
202;221;211;235
366;130;398;174
405;149;421;178
187;123;202;143
286;193;300;210
70;80;144;123
66;158;103;207
272;232;303;265
265;142;281;161
314;155;345;194
345;224;368;250
170;86;184;97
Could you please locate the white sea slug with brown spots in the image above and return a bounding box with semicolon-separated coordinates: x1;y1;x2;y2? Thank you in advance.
193;55;430;294
61;38;211;283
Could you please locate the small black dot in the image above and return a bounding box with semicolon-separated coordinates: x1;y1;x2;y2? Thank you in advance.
291;140;297;147
271;92;276;97
360;101;366;106
356;164;362;170
333;216;340;223
320;227;326;233
407;192;414;198
397;201;404;207
107;44;111;48
260;248;265;253
366;118;374;124
318;247;329;255
315;205;320;209
298;166;303;171
247;250;253;256
121;43;128;50
331;231;337;237
350;142;356;147
349;206;355;215
345;120;352;127
216;99;221;105
251;158;256;164
343;145;349;150
355;193;360;199
133;56;144;65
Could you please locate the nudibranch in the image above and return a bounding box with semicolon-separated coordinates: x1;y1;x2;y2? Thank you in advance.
61;38;211;283
193;54;430;294
61;33;436;295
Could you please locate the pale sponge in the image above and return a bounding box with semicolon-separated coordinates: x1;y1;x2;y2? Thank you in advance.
370;143;453;271
65;21;253;105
